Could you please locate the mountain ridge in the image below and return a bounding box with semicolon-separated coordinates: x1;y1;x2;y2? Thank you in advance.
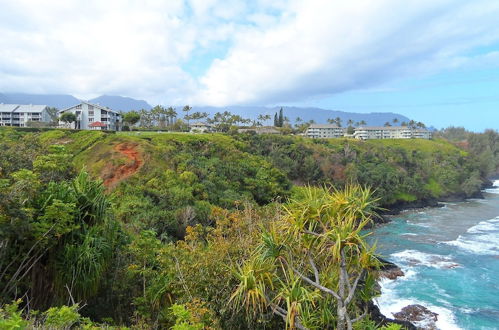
0;92;410;126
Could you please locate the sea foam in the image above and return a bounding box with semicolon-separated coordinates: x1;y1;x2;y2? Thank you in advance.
445;217;499;255
390;250;461;269
377;278;461;330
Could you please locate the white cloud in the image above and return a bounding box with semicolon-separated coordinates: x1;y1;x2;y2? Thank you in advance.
1;0;499;106
193;0;499;105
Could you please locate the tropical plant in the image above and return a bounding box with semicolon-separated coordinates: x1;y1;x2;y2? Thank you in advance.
230;185;380;329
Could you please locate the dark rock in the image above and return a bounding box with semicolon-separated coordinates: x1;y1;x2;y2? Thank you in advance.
381;267;405;280
366;301;416;330
376;257;405;280
393;304;438;330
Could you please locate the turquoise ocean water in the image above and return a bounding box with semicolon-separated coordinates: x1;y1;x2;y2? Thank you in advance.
370;180;499;329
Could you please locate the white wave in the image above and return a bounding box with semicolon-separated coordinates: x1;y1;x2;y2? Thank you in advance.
377;280;462;330
445;217;499;255
467;217;499;234
391;250;461;269
484;179;499;194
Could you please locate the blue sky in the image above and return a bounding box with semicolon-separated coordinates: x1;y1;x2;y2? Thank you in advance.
1;0;499;131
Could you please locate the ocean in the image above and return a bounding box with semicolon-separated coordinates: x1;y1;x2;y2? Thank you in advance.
370;180;499;329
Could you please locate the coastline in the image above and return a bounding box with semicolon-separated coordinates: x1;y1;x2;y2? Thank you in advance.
369;178;496;328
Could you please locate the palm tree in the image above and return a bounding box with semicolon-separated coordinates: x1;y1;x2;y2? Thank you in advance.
166;107;177;127
416;121;426;129
392;118;399;125
183;105;192;126
335;116;342;127
359;120;366;126
347;119;354;127
230;185;380;330
384;121;392;127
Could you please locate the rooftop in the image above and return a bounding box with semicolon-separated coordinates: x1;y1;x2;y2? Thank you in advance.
308;124;342;129
0;104;48;113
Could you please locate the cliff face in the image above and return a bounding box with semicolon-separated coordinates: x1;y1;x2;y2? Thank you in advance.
235;134;486;210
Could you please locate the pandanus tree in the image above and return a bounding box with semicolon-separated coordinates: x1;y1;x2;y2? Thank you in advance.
230;185;380;329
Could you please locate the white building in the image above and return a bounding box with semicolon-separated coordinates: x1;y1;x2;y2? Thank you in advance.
305;124;346;138
0;104;50;127
353;126;432;140
237;126;281;134
189;122;214;133
59;101;121;130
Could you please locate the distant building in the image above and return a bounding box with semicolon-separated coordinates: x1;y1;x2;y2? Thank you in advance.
0;104;50;127
189;122;214;133
353;126;432;140
237;126;281;135
59;101;121;130
305;124;346;138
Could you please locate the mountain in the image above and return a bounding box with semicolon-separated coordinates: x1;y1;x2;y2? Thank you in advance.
89;95;152;111
188;105;410;126
0;93;80;109
0;92;410;125
0;93;152;111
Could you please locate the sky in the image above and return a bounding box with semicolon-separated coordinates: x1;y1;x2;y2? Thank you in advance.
1;0;499;131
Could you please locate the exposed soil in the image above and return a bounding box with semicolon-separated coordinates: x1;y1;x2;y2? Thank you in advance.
103;142;143;189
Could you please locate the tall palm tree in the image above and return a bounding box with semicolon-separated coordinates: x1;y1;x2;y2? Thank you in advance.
392;118;399;125
183;105;192;126
347;119;354;127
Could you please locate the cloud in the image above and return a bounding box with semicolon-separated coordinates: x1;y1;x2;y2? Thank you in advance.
1;0;499;106
193;0;499;106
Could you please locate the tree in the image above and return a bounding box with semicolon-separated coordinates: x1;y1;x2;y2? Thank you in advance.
231;185;380;330
278;108;284;127
359;120;366;126
183;105;193;126
347;119;354;127
335;116;342;127
59;112;77;129
166;107;178;127
392;118;399;125
384;122;392;127
274;113;279;127
123;111;141;128
46;107;60;126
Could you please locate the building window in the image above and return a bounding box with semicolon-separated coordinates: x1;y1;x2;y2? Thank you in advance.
88;105;94;110
88;118;94;122
89;111;94;116
76;104;82;109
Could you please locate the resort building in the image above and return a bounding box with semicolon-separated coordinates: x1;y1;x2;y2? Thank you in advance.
237;126;281;135
189;122;214;133
59;101;121;130
0;104;50;127
353;126;432;140
305;124;346;138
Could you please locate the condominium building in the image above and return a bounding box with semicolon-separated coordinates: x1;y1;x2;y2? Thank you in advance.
0;104;50;127
59;101;121;130
305;124;346;138
353;126;432;140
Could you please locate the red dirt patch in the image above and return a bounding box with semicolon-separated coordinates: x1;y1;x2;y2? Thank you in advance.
103;142;143;189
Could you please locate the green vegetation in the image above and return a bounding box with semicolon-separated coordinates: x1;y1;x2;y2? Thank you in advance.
0;127;489;329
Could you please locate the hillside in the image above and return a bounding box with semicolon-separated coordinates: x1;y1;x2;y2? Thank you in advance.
0;127;486;328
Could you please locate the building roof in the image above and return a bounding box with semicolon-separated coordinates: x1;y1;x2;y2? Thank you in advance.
59;101;120;115
0;104;48;113
88;121;107;127
356;126;429;132
308;124;342;129
190;122;213;127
